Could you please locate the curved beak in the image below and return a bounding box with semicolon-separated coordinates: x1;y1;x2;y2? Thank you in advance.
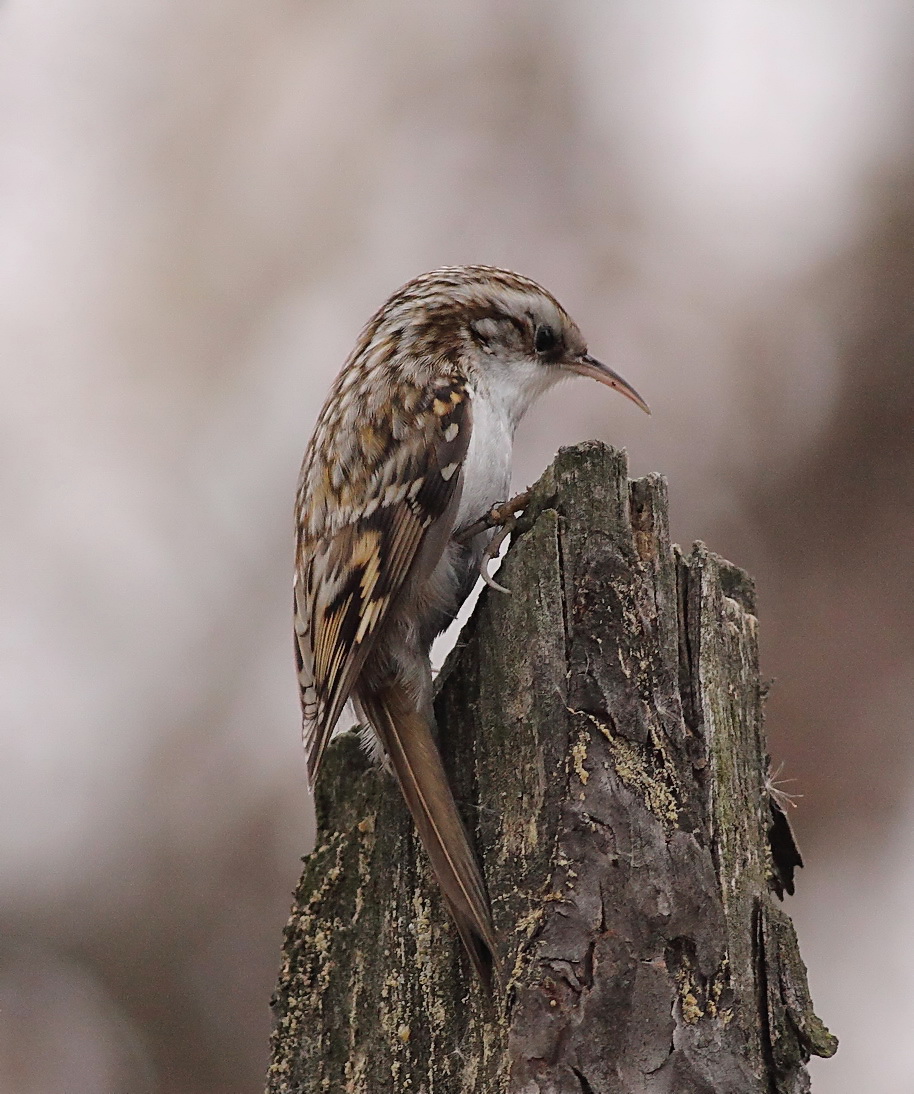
566;354;650;415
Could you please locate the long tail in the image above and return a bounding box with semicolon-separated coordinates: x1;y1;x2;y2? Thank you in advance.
358;680;498;988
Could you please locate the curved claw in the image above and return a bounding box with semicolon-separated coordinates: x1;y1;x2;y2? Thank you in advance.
478;523;513;594
458;487;535;595
480;565;510;595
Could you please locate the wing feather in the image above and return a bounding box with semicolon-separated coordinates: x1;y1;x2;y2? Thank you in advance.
294;376;472;782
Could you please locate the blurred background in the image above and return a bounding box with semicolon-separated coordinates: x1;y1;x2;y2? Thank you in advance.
1;1;912;1091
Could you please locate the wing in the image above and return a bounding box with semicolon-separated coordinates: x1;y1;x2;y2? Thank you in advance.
294;374;472;783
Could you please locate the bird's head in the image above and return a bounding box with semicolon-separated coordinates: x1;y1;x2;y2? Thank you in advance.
375;265;649;426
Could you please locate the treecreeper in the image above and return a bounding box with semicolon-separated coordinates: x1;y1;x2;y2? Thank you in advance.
292;266;649;985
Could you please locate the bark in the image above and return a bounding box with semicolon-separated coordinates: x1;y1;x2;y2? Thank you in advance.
267;441;837;1094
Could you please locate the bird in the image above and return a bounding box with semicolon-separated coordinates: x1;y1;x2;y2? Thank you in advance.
294;265;649;988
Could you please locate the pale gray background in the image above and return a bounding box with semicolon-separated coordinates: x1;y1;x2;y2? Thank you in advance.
2;2;912;1091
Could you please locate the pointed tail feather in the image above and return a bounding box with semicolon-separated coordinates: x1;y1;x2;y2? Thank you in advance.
358;682;498;988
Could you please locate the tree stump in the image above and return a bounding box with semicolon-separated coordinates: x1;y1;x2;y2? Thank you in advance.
267;442;837;1093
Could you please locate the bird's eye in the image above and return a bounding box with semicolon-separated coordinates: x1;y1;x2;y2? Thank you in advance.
534;324;557;354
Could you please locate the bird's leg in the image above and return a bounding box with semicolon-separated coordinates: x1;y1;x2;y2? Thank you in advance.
455;488;533;544
456;488;533;594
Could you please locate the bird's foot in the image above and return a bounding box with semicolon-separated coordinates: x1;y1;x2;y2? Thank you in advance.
456;488;533;594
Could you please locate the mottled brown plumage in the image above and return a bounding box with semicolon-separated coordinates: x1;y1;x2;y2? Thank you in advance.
294;266;648;986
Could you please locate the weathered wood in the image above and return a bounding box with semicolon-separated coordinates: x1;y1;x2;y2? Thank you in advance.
267;442;836;1094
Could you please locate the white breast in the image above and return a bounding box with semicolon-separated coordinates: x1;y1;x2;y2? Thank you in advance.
455;355;564;530
455;384;513;529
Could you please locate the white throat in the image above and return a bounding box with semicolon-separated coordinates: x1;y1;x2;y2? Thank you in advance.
475;356;561;433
